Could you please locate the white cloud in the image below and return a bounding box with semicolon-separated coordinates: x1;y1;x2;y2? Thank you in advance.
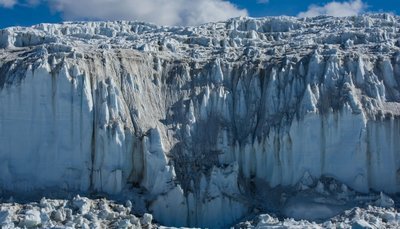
298;0;366;18
0;0;247;26
47;0;248;26
0;0;17;8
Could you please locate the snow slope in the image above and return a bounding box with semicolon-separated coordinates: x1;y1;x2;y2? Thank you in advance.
1;14;400;227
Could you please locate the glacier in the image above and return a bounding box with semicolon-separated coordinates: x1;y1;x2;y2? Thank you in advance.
1;14;400;227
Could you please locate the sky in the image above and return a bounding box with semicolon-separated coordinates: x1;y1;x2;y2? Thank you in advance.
0;0;398;28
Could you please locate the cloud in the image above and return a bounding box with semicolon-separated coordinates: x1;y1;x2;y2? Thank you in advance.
46;0;248;26
298;0;366;18
257;0;269;4
0;0;17;8
0;0;247;26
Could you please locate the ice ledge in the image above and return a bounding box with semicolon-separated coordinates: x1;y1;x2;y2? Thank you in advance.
1;14;399;61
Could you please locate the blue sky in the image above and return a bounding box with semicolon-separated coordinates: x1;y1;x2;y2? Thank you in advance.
233;0;399;17
0;0;398;28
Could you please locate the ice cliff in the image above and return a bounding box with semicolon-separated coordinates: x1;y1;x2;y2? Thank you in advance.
1;14;400;227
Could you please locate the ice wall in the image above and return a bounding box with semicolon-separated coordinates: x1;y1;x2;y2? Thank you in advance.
1;14;400;227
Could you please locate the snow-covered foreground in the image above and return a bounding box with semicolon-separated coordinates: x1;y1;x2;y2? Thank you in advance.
238;206;400;229
237;178;400;228
0;195;156;229
1;177;399;228
0;196;155;229
0;193;399;228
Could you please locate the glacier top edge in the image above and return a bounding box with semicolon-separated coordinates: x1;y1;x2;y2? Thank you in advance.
0;13;399;62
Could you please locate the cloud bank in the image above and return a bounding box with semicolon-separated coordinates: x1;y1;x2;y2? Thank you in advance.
298;0;366;18
1;0;247;26
53;0;248;26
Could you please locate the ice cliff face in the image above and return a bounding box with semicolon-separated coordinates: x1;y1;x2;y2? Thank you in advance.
1;14;400;227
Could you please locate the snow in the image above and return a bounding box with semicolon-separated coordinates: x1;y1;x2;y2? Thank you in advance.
238;205;400;229
375;192;395;208
141;213;153;226
0;196;152;228
18;209;41;228
0;193;396;229
1;14;400;227
0;210;12;227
